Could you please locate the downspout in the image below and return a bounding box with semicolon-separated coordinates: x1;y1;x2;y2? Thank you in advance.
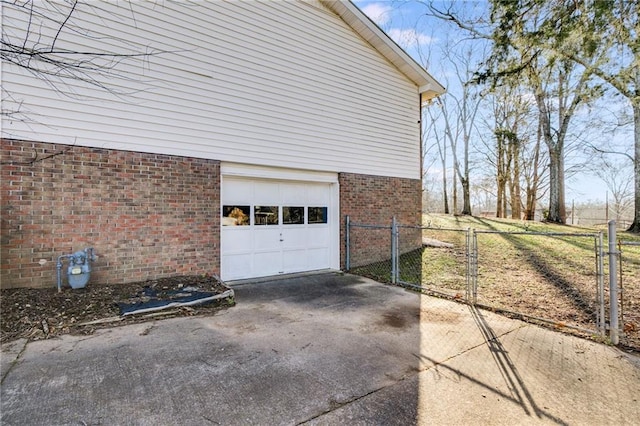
419;93;423;220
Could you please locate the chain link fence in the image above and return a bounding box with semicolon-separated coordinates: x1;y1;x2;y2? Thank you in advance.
344;216;640;349
471;230;605;336
619;240;640;350
345;218;393;283
396;226;469;299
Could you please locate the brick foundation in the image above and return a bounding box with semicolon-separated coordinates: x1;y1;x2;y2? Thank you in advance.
339;172;422;268
1;139;220;289
1;140;422;288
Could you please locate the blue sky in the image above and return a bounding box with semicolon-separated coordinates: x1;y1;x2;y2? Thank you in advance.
354;0;623;206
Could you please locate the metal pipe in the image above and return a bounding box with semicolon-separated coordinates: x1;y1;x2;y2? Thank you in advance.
348;223;392;229
56;255;64;293
471;229;479;305
618;239;624;335
596;232;605;336
608;220;619;345
465;228;470;302
474;230;598;238
345;215;350;272
391;216;397;284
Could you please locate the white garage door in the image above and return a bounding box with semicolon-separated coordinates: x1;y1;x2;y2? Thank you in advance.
221;175;338;281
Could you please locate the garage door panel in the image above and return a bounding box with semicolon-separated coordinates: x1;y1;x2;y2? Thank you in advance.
254;252;282;276
221;253;253;280
283;249;307;271
223;179;253;204
221;228;253;253
307;248;330;270
307;227;330;247
254;181;280;204
282;228;308;249
306;185;331;204
254;228;281;250
281;183;307;204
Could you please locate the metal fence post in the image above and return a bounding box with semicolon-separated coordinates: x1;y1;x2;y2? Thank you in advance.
596;231;605;336
608;220;619;345
391;216;397;284
395;219;401;283
472;229;478;304
465;228;470;302
345;215;351;272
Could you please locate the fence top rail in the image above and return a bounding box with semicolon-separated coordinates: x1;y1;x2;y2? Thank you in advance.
349;222;392;230
619;241;640;246
405;225;470;232
473;230;599;238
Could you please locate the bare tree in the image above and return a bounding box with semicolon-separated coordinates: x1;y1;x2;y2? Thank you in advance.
491;85;529;219
1;0;159;122
521;118;548;221
548;0;639;232
438;46;484;216
591;155;634;223
424;106;450;214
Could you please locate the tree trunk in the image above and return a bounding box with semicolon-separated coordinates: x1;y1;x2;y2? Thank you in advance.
628;102;640;232
524;124;542;221
442;171;450;215
441;149;450;215
509;138;522;219
461;177;472;215
496;177;505;217
453;169;458;215
547;148;566;223
525;188;536;220
460;133;472;215
496;133;506;218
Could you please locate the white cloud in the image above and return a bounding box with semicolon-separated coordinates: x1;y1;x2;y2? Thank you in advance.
360;3;392;26
387;28;433;49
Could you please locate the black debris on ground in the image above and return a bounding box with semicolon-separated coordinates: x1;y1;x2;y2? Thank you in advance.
1;275;234;344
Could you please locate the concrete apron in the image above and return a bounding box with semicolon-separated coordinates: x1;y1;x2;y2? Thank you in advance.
1;272;639;425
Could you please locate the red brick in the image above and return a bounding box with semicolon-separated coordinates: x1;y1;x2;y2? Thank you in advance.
1;139;220;289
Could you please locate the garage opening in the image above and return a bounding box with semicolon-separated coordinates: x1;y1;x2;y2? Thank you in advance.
221;168;339;281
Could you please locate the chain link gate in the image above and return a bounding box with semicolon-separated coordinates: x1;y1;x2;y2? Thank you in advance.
469;229;606;337
345;216;611;341
618;240;640;349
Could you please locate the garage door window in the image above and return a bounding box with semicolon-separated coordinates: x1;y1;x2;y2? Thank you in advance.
308;207;328;224
283;206;304;225
255;206;279;225
222;205;250;226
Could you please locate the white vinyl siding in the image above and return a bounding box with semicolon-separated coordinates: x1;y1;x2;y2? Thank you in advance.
1;0;421;179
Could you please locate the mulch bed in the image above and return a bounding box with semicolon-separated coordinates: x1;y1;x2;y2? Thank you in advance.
1;275;234;344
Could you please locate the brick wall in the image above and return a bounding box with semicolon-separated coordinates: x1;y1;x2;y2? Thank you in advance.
339;172;422;268
1;139;220;289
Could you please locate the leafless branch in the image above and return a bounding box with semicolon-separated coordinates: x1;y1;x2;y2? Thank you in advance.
1;0;172;114
51;0;78;51
587;144;634;163
0;145;73;166
422;1;492;40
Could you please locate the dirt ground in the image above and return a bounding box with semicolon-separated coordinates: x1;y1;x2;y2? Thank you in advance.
0;275;234;344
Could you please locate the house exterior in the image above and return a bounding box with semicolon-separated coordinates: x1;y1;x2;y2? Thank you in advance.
0;0;444;288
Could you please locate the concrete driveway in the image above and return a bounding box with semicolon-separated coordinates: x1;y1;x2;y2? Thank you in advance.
1;272;639;425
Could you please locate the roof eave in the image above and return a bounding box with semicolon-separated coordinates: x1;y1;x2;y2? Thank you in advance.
320;0;446;102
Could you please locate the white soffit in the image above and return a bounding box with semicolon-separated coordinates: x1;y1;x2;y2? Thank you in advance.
320;0;446;102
